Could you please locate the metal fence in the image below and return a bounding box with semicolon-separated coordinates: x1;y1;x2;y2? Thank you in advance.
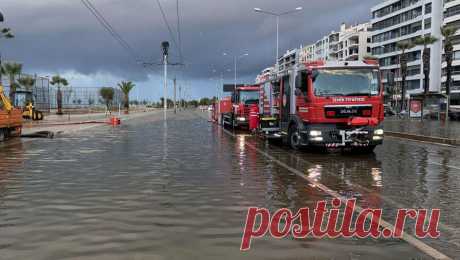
2;74;123;112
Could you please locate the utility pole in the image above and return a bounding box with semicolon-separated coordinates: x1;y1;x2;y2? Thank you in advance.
173;77;177;114
179;84;182;110
162;41;170;112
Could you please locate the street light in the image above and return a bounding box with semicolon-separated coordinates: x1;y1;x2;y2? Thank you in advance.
254;7;303;65
161;41;170;112
212;68;232;100
223;52;248;91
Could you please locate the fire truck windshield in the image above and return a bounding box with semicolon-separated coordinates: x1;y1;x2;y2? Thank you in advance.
313;69;380;97
239;91;259;105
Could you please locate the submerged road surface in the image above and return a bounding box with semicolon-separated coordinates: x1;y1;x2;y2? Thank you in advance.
0;111;459;259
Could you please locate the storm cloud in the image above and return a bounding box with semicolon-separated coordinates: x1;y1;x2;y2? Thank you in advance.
1;0;381;98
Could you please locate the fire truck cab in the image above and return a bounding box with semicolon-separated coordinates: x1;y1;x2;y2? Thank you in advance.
221;85;260;128
258;60;385;152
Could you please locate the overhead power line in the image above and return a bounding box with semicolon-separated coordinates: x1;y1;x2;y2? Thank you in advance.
80;0;141;63
176;0;183;63
155;0;182;62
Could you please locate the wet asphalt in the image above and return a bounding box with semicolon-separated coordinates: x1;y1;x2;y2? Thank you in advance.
0;110;459;259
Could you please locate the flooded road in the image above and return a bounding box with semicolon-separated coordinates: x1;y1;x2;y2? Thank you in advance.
0;111;459;259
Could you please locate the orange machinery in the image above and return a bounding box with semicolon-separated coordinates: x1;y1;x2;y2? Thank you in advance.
0;85;23;141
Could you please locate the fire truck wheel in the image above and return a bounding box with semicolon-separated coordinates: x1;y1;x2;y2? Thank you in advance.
288;125;301;150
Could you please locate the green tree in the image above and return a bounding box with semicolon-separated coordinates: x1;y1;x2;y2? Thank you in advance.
0;28;13;39
441;26;459;120
99;87;115;112
396;41;415;112
50;75;69;115
117;81;135;112
18;76;36;104
415;36;438;97
18;76;36;92
2;62;22;104
0;28;14;83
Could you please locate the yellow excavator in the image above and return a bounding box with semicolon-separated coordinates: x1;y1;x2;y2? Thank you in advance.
14;89;45;121
0;85;23;141
22;101;44;121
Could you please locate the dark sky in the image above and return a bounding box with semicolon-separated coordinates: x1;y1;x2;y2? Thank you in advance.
1;0;382;100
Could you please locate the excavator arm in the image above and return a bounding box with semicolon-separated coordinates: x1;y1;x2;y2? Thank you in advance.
0;85;13;112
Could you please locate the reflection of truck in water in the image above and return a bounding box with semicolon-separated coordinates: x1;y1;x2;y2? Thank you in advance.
256;60;385;153
0;86;23;142
221;85;260;129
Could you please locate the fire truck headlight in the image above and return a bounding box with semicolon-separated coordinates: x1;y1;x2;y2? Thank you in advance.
309;130;322;137
374;129;384;136
311;137;323;142
237;117;246;122
373;136;383;141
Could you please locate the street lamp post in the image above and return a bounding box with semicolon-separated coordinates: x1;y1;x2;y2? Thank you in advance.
161;41;170;113
223;52;248;91
212;68;232;101
254;7;303;64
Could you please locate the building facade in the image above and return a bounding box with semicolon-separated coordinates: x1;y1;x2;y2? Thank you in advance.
299;23;371;63
443;0;460;97
370;0;443;96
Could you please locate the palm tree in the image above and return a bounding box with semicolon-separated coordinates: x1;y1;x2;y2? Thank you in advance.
50;75;69;115
0;28;14;39
396;41;415;112
0;28;14;83
99;87;115;112
415;36;438;98
18;76;36;104
441;26;459;120
18;76;36;92
2;62;22;104
117;81;135;113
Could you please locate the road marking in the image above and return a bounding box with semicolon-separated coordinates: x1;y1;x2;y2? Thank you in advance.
428;161;460;171
386;136;457;148
219;126;452;260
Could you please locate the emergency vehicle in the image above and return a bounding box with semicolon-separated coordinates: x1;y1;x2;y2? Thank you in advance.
255;59;385;152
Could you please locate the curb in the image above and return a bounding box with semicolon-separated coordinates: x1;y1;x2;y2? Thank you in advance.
385;131;460;146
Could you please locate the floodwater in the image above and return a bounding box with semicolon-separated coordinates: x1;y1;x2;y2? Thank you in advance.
0;110;459;259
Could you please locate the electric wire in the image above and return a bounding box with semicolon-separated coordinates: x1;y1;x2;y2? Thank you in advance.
80;0;141;63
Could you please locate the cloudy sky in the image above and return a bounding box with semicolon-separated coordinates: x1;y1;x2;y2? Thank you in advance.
1;0;381;101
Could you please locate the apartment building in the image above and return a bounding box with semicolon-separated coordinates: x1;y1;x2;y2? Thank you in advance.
443;0;460;96
370;0;443;95
299;23;371;63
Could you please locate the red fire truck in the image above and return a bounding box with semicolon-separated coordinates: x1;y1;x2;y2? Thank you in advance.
221;85;260;129
256;60;385;152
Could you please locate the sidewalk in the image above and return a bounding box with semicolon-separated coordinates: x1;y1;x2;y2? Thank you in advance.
384;118;460;146
21;109;159;135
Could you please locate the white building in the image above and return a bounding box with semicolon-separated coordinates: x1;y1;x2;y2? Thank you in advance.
299;23;371;62
370;0;443;95
277;48;299;72
335;23;372;61
443;0;460;96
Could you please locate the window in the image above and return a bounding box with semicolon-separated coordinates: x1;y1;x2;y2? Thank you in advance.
312;69;380;97
425;3;431;14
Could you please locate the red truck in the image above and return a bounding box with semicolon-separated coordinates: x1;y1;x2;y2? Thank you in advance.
256;60;385;152
220;85;260;129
